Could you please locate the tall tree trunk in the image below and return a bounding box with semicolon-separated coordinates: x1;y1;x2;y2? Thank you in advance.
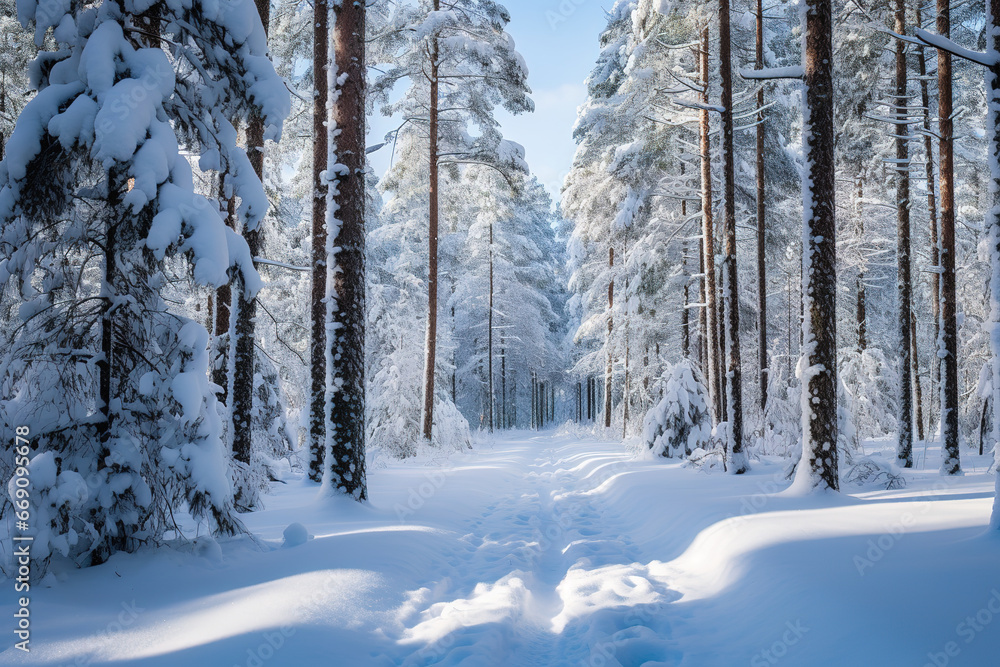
916;2;940;433
422;2;441;442
755;0;768;415
699;26;722;426
855;175;867;351
911;311;925;442
213;186;236;401
488;220;494;432
230;0;271;506
720;0;747;472
681;164;691;360
936;0;961;475
798;0;839;491
604;245;614;429
623;323;630;438
309;0;330;482
323;0;368;500
986;0;1000;528
501;338;507;428
894;0;913;468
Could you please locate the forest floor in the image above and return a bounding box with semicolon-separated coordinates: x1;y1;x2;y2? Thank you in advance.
3;429;1000;666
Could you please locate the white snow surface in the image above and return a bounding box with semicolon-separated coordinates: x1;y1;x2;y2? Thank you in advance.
3;430;999;666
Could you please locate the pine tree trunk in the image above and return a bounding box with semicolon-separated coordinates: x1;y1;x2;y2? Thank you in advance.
855;175;867;351
230;0;271;503
324;0;368;500
936;0;961;475
488;220;494;432
699;27;722;426
911;311;925;442
894;0;913;468
501;340;507;428
422;4;441;442
720;0;747;473
623;324;630;438
681;165;691;360
213;189;236;402
755;0;768;415
309;0;330;482
985;0;1000;528
604;245;614;429
916;2;940;433
799;0;839;491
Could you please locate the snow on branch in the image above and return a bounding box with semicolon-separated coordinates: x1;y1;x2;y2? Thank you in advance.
673;100;725;114
876;27;925;47
913;28;997;67
253;257;311;272
738;66;804;81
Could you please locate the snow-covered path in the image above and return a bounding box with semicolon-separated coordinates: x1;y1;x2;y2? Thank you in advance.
4;430;1000;666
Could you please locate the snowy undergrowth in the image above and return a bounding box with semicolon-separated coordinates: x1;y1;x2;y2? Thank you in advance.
1;432;998;666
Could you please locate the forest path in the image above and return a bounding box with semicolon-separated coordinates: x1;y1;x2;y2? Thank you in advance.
6;431;999;667
389;432;682;667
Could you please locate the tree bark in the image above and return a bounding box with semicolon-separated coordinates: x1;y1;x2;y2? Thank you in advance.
916;2;940;432
986;0;1000;529
421;1;441;442
324;0;368;500
604;245;614;429
799;0;839;491
309;0;330;482
699;26;722;426
681;164;691;360
720;0;747;472
213;186;236;401
855;175;867;351
911;311;925;442
894;0;913;468
755;0;768;415
488;219;494;432
230;0;271;504
936;0;961;475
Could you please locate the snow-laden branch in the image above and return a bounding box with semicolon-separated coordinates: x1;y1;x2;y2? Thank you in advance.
876;27;925;47
253;257;311;272
673;100;725;113
738;65;804;81
913;28;997;67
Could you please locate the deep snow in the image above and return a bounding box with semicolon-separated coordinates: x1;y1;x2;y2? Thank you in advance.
3;429;1000;666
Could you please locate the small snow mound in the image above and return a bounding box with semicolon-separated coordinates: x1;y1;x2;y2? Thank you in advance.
282;522;311;548
192;536;223;563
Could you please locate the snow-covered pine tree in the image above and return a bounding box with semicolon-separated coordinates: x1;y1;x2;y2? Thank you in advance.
718;0;748;474
308;0;330;482
795;0;840;491
371;0;532;443
320;0;368;500
0;0;288;567
935;0;962;475
642;361;712;459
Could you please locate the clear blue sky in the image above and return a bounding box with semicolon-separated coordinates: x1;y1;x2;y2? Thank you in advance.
367;0;609;202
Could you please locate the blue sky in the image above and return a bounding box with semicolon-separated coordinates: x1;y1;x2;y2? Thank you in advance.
367;0;610;203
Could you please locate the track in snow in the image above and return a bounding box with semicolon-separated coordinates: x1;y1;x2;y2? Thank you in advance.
390;434;682;667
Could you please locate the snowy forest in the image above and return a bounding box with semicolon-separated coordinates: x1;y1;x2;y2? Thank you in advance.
2;0;1000;664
